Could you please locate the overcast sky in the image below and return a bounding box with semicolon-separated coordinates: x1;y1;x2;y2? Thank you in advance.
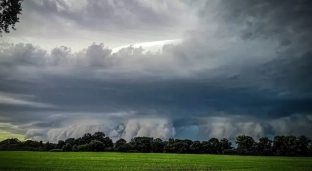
0;0;312;142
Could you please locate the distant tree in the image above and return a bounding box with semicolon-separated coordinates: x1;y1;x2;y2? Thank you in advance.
104;147;116;152
49;149;63;152
0;138;21;150
44;142;54;151
235;135;255;155
190;141;202;153
39;141;43;147
1;133;311;156
62;143;72;152
103;137;114;148
74;137;82;145
65;138;76;146
0;0;23;35
0;138;21;145
201;141;210;153
183;139;193;147
57;140;66;149
92;132;106;142
207;138;221;154
81;133;93;144
173;141;189;154
123;143;134;152
296;136;312;156
131;137;153;153
273;135;297;156
115;139;127;152
220;138;233;153
258;137;272;155
21;140;42;151
273;136;286;155
164;138;175;153
152;138;164;153
72;144;78;152
88;140;105;152
284;135;297;156
77;144;89;152
223;148;237;155
308;142;312;156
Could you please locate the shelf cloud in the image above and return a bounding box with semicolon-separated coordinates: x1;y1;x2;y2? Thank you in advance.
0;0;311;142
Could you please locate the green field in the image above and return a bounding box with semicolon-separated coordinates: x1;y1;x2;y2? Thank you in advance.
0;152;312;171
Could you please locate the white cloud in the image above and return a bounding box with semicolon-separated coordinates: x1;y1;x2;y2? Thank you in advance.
24;116;175;142
199;116;265;139
270;115;312;136
123;118;176;141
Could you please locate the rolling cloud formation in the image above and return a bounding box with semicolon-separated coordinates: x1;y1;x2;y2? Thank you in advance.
0;0;311;142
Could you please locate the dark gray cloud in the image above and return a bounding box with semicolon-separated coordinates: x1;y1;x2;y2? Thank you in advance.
23;0;188;30
0;0;312;142
2;0;194;47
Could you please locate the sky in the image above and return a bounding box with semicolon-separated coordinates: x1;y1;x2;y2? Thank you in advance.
0;0;312;142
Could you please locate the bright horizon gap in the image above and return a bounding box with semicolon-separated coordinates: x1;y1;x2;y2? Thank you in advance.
112;39;182;53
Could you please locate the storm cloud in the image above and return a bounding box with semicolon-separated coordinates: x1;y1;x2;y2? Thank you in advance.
0;0;311;142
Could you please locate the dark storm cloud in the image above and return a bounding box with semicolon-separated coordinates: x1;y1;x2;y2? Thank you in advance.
3;0;193;51
1;41;311;141
213;0;312;41
0;0;312;141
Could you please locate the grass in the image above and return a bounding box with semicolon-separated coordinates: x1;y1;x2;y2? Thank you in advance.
0;152;312;171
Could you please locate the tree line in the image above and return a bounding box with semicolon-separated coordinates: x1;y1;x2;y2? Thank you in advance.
1;132;312;156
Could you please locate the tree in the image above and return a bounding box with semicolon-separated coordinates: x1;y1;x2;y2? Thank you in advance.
39;141;43;147
201;138;223;154
308;142;312;156
190;141;202;153
0;138;21;145
88;140;105;152
258;137;272;155
273;135;297;156
235;135;255;155
207;138;221;154
92;132;106;142
284;135;297;156
44;142;54;151
0;138;21;150
1;132;311;156
81;133;93;144
220;138;232;153
130;137;153;153
77;144;89;152
123;143;134;152
115;139;127;152
152;138;164;153
0;0;23;35
164;138;175;153
65;138;76;146
72;144;78;152
173;141;189;153
296;135;311;156
103;137;114;148
273;136;286;155
183;139;193;147
22;140;41;149
62;143;72;152
201;141;209;153
57;140;66;149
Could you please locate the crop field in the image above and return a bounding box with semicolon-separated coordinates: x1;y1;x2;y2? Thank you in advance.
0;152;312;171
